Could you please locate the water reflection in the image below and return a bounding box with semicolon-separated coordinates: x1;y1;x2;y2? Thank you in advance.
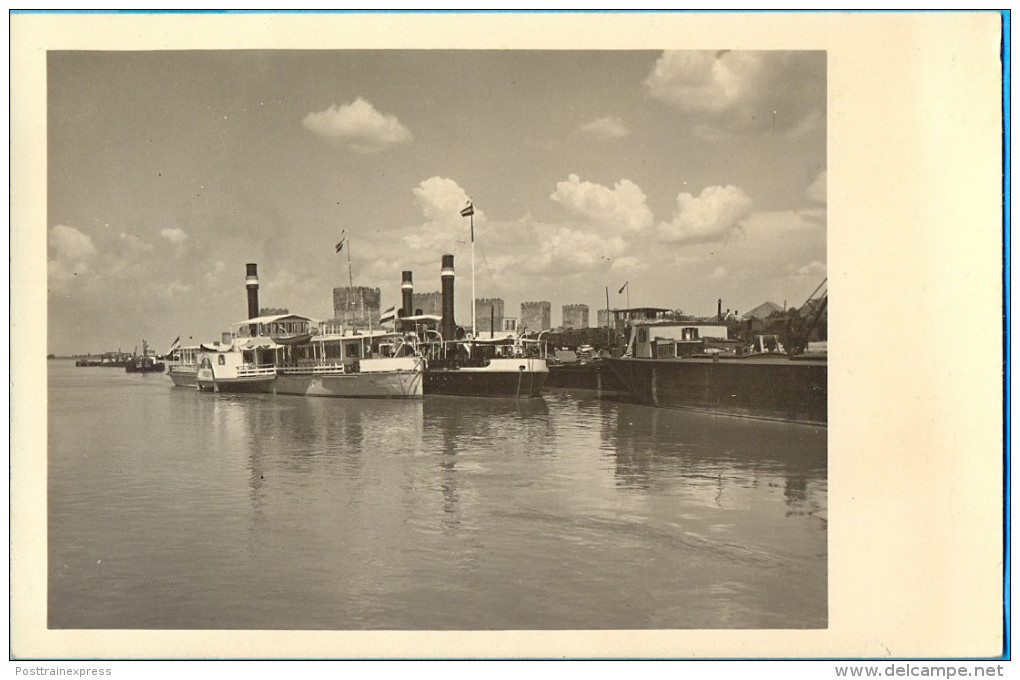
422;397;553;530
50;361;827;630
608;401;825;490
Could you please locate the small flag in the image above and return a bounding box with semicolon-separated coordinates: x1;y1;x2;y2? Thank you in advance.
335;239;346;253
379;305;397;325
460;202;474;217
618;281;628;294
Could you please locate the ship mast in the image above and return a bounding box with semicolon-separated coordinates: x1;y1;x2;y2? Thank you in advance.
461;201;476;337
336;228;354;330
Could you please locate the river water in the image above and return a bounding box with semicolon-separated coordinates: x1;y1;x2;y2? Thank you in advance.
48;360;827;630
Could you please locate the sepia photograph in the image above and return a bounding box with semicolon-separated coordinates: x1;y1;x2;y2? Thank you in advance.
45;45;828;632
11;11;1004;663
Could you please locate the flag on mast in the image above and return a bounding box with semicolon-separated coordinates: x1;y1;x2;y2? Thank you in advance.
461;202;474;243
335;228;347;253
618;281;629;294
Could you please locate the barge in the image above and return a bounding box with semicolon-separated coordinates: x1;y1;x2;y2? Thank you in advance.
606;320;827;426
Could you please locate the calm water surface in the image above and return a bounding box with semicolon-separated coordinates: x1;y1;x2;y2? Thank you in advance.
48;361;827;630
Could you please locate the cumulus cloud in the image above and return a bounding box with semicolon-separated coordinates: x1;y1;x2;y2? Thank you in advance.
156;281;194;300
580;116;631;139
204;260;226;284
49;224;98;293
644;50;825;136
404;176;478;252
794;260;827;277
51;224;97;262
523;226;627;276
645;51;749;112
302;97;413;153
160;227;188;246
658;185;753;244
651;208;825;314
807;170;827;203
610;255;641;271
117;232;154;255
550;174;653;233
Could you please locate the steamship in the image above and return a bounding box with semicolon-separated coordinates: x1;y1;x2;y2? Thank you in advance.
191;264;425;397
274;326;424;399
399;255;549;399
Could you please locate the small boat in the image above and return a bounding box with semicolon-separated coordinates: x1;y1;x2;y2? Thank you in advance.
195;315;306;393
196;339;280;393
125;355;166;374
274;324;425;399
165;344;202;388
75;352;131;367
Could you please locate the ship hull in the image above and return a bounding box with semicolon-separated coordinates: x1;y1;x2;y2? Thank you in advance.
425;358;548;398
196;373;276;394
125;361;165;374
168;369;198;388
209;378;276;394
546;360;629;395
606;355;827;425
275;369;423;398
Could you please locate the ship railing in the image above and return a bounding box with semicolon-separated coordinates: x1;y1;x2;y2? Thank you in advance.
277;361;350;375
236;365;278;378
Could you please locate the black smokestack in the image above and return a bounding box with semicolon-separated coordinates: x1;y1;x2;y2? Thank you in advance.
246;263;260;320
401;270;413;319
441;254;455;342
717;298;722;319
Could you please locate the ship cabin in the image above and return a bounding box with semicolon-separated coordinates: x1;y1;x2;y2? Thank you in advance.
608;307;673;332
167;345;202;367
202;314;317;377
279;324;420;372
424;329;547;365
626;321;732;358
233;314;314;342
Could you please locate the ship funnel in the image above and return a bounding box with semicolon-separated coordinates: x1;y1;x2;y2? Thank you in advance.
441;255;455;342
401;270;414;319
246;263;260;320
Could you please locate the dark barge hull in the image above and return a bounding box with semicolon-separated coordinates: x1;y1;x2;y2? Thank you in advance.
125;361;166;374
546;361;629;395
424;368;548;398
605;356;827;425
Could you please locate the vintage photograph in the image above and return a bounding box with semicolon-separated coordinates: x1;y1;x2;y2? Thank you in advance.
45;47;827;631
14;11;1003;663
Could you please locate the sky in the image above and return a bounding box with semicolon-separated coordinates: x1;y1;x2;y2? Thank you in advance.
47;49;826;355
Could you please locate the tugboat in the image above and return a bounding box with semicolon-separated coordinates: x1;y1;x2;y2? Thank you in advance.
124;340;165;374
414;250;549;399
